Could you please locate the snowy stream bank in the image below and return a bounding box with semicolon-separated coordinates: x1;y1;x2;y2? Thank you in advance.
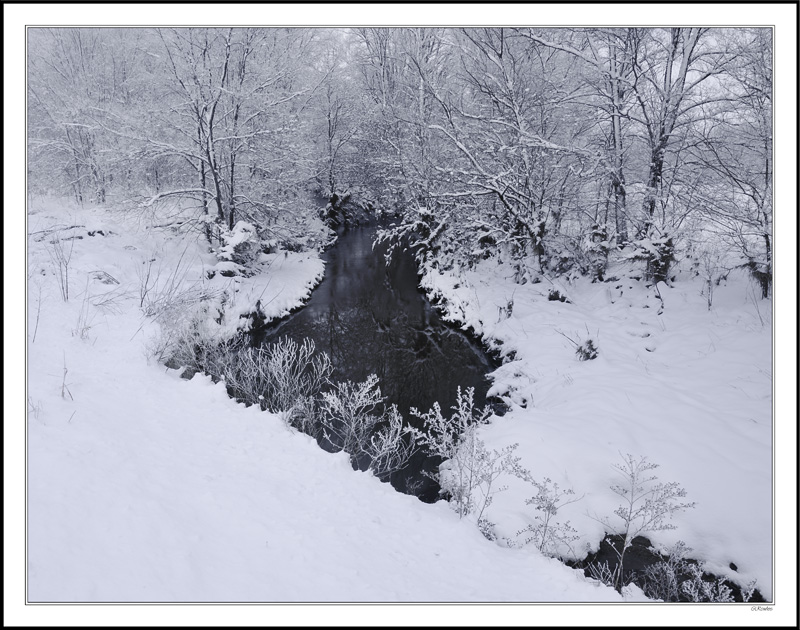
416;253;773;599
26;200;626;604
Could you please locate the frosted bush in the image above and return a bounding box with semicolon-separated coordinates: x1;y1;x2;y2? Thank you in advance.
637;541;758;603
318;375;417;479
411;387;527;519
319;374;383;455
594;454;695;593
364;404;418;481
225;337;332;425
681;564;735;603
518;477;582;559
147;304;226;370
410;387;491;516
637;540;692;602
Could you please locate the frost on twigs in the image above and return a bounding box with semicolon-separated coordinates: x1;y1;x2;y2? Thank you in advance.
409;387;491;517
319;374;383;457
591;453;695;593
410;387;528;521
637;540;693;601
517;477;582;560
137;245;214;318
225;337;332;422
364;404;418;481
635;540;757;602
680;563;758;603
319;375;418;480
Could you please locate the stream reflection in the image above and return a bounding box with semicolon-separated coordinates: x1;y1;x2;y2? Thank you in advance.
252;224;498;499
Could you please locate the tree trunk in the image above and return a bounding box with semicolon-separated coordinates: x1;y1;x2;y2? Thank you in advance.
204;137;225;226
642;142;667;235
228;151;236;231
609;39;629;245
761;231;772;298
228;99;242;232
327;108;336;196
197;127;212;243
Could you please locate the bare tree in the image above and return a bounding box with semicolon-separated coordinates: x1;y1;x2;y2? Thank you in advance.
686;29;773;296
522;28;639;246
27;28;146;203
27;27;771;292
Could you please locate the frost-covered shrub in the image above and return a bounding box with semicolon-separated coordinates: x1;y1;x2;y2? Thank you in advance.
680;564;757;603
147;304;227;371
681;566;735;603
410;387;492;516
263;338;332;416
364;404;418;481
279;395;318;436
587;560;616;588
595;454;696;593
319;375;417;479
319;374;384;456
162;329;415;480
635;540;758;603
165;334;332;436
698;250;730;311
637;540;693;602
518;477;581;559
686;237;736;310
226;337;332;424
472;443;528;524
411;388;527;520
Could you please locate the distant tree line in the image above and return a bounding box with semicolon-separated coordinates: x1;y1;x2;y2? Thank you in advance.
27;27;772;295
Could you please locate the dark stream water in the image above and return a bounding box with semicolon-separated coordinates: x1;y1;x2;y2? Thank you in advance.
251;223;500;500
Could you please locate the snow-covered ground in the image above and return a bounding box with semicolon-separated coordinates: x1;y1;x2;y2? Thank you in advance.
420;255;774;594
11;198;795;626
23;200;625;607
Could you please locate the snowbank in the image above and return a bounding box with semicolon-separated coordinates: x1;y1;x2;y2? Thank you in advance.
25;200;622;605
419;254;774;598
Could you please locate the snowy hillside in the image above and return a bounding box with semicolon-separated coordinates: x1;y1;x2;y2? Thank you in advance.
25;200;625;606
